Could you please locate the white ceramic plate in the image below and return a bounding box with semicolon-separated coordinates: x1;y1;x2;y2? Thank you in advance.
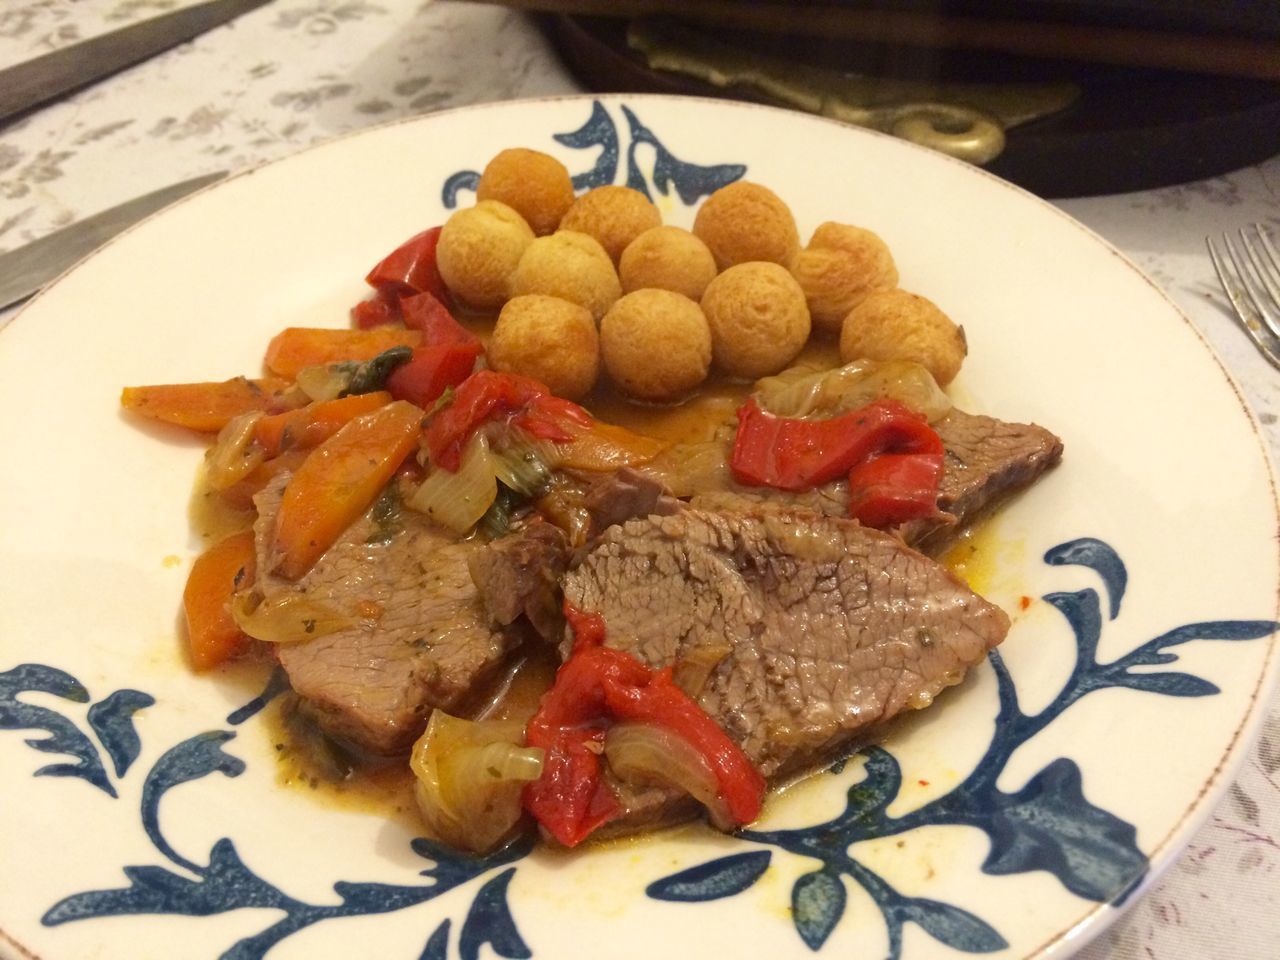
1;95;1277;960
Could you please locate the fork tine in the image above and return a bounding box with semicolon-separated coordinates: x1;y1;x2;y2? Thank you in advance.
1248;223;1280;289
1224;231;1280;342
1238;224;1280;320
1207;234;1280;372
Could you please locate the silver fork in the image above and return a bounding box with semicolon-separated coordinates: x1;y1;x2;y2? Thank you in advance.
1207;223;1280;371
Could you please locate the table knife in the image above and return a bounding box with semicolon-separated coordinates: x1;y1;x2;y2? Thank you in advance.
0;171;227;311
0;0;273;125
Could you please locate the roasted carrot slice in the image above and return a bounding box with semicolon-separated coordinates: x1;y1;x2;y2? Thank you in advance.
183;530;257;671
264;327;421;379
557;420;667;472
253;391;392;458
121;377;293;432
273;400;425;579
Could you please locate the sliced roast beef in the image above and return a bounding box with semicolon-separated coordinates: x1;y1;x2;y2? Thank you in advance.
467;520;570;642
638;407;1061;551
562;500;1010;781
583;467;682;539
901;408;1063;548
250;477;517;755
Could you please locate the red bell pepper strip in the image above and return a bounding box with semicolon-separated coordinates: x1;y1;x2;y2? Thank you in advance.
731;396;942;492
399;291;482;351
365;226;447;302
351;289;400;329
423;371;593;471
515;394;594;443
522;604;766;848
385;343;481;410
847;451;945;528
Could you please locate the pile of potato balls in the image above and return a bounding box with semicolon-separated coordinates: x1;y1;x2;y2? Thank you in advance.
434;147;967;404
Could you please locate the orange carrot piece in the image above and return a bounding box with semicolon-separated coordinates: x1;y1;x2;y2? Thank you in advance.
273;400;425;579
121;377;293;432
264;327;422;379
557;420;667;472
183;530;257;671
254;391;392;458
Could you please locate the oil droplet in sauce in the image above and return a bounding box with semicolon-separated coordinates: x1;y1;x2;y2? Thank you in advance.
940;519;1028;615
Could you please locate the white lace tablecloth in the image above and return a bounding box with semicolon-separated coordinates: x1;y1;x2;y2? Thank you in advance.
1;2;1277;957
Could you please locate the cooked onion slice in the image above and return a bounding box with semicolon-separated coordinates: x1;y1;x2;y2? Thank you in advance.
487;425;560;498
603;721;736;831
205;412;265;491
295;363;353;403
410;711;545;854
756;359;952;423
231;591;353;644
406;433;498;534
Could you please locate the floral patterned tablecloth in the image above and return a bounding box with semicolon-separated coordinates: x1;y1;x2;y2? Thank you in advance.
1;2;1277;957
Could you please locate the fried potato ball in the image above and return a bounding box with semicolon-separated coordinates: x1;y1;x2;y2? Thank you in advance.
559;186;662;264
619;226;718;300
509;231;621;322
692;181;800;271
475;148;575;236
436;200;534;309
700;262;811;379
489;295;600;401
840;288;966;386
791;222;899;335
600;289;712;402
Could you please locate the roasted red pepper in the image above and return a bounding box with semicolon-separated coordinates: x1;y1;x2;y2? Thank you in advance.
364;226;447;302
730;396;945;527
385;343;481;410
423;371;592;471
350;289;399;329
522;604;765;848
847;450;945;527
399;291;480;350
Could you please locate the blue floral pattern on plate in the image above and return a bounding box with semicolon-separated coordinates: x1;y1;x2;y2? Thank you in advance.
5;534;1274;960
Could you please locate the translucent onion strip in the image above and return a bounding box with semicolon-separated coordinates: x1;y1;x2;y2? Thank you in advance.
411;711;545;854
755;359;952;423
295;363;353;403
230;591;353;644
205;412;266;491
603;721;735;831
406;433;498;534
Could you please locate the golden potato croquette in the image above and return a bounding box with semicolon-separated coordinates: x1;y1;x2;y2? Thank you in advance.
791;222;899;334
559;186;662;264
436;200;534;309
840;288;966;386
692;181;799;270
600;289;712;402
476;148;575;236
510;231;621;322
619;226;718;300
489;295;600;401
700;262;811;379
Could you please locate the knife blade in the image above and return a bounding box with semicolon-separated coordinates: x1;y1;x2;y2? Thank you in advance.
0;0;273;125
0;171;227;311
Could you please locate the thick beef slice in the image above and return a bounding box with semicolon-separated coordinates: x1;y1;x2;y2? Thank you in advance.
251;478;516;755
467;521;570;641
562;502;1009;780
900;408;1063;547
583;467;682;539
652;408;1061;550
